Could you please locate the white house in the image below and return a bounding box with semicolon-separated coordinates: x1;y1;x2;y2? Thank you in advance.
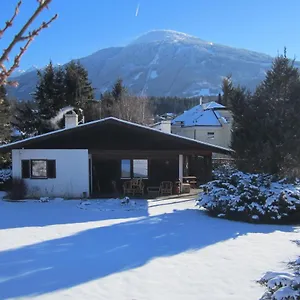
171;101;232;157
0;112;232;199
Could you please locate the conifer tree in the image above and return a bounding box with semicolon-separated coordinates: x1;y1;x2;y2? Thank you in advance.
34;61;56;120
100;78;128;118
64;61;94;109
53;65;66;111
221;75;233;107
230;52;300;176
112;78;127;102
12;100;40;138
0;85;11;143
0;85;11;166
13;61;95;135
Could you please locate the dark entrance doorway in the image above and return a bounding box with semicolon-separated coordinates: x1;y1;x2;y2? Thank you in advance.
92;157;120;197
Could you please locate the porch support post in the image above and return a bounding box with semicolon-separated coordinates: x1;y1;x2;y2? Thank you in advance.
179;154;184;192
89;154;93;197
203;154;212;182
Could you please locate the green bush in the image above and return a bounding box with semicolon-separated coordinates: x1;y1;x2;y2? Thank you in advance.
197;170;300;224
7;178;27;200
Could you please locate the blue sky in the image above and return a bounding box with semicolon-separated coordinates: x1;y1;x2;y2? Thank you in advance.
1;0;299;70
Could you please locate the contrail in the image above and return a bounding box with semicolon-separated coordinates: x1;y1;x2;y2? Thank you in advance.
135;3;140;17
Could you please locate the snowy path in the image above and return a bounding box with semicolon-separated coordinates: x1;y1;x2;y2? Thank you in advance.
0;196;299;300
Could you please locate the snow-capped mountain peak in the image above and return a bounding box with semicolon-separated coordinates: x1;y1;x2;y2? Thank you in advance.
10;65;39;78
130;29;208;45
8;29;299;100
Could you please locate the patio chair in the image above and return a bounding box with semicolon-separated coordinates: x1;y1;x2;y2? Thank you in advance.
123;180;135;195
131;178;145;195
159;181;173;196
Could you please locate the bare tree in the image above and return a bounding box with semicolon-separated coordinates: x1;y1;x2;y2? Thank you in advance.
0;0;58;86
113;95;153;125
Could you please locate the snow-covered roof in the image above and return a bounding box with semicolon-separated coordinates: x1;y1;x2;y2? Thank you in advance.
202;101;225;110
0;117;233;155
172;101;226;127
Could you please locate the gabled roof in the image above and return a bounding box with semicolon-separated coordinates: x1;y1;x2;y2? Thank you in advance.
172;101;226;127
0;117;233;155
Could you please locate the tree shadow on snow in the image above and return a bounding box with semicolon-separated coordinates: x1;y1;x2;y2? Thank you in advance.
0;209;297;299
0;199;149;229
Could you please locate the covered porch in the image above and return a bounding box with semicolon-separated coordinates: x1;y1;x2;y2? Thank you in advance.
89;150;212;198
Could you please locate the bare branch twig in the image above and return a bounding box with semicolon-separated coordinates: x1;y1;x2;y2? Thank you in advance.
0;1;22;39
0;0;58;86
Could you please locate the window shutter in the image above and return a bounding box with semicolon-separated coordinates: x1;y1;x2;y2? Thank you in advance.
21;160;30;178
47;160;56;178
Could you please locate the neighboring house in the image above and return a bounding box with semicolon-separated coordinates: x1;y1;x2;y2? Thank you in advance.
170;101;232;157
0;112;232;198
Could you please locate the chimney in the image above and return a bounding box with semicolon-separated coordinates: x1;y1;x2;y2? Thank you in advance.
160;120;171;133
199;97;203;106
150;120;171;133
65;110;78;129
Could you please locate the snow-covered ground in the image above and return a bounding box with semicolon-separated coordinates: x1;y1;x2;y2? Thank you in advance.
0;193;299;300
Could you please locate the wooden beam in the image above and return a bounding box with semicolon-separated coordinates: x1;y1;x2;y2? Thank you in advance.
88;150;212;158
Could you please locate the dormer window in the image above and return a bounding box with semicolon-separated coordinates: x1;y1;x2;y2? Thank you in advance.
207;132;215;139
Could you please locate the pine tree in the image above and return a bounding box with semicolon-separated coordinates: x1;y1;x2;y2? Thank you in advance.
0;85;11;143
100;79;127;118
230;52;300;176
221;75;233;107
112;78;127;102
12;100;41;138
64;61;94;109
14;61;95;135
34;61;57;121
0;86;11;166
53;65;66;111
12;61;58;137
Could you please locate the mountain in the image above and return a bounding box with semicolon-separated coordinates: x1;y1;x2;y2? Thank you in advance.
7;30;298;100
9;66;40;78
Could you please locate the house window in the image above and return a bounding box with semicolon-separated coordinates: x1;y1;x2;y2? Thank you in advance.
207;132;215;139
121;159;131;178
121;159;148;179
133;159;148;178
21;159;56;179
31;160;47;178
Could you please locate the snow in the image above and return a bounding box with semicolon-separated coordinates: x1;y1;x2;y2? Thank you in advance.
130;30;207;45
171;101;227;127
133;72;143;80
172;104;222;127
272;286;299;300
0;168;11;183
258;238;300;299
203;101;226;110
0;195;299;300
198;169;300;222
150;70;158;79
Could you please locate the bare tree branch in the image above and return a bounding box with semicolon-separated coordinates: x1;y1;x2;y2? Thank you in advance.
0;1;22;38
0;0;58;86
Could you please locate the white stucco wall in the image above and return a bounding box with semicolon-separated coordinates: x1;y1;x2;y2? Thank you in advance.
172;126;231;148
172;122;232;158
12;149;89;198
